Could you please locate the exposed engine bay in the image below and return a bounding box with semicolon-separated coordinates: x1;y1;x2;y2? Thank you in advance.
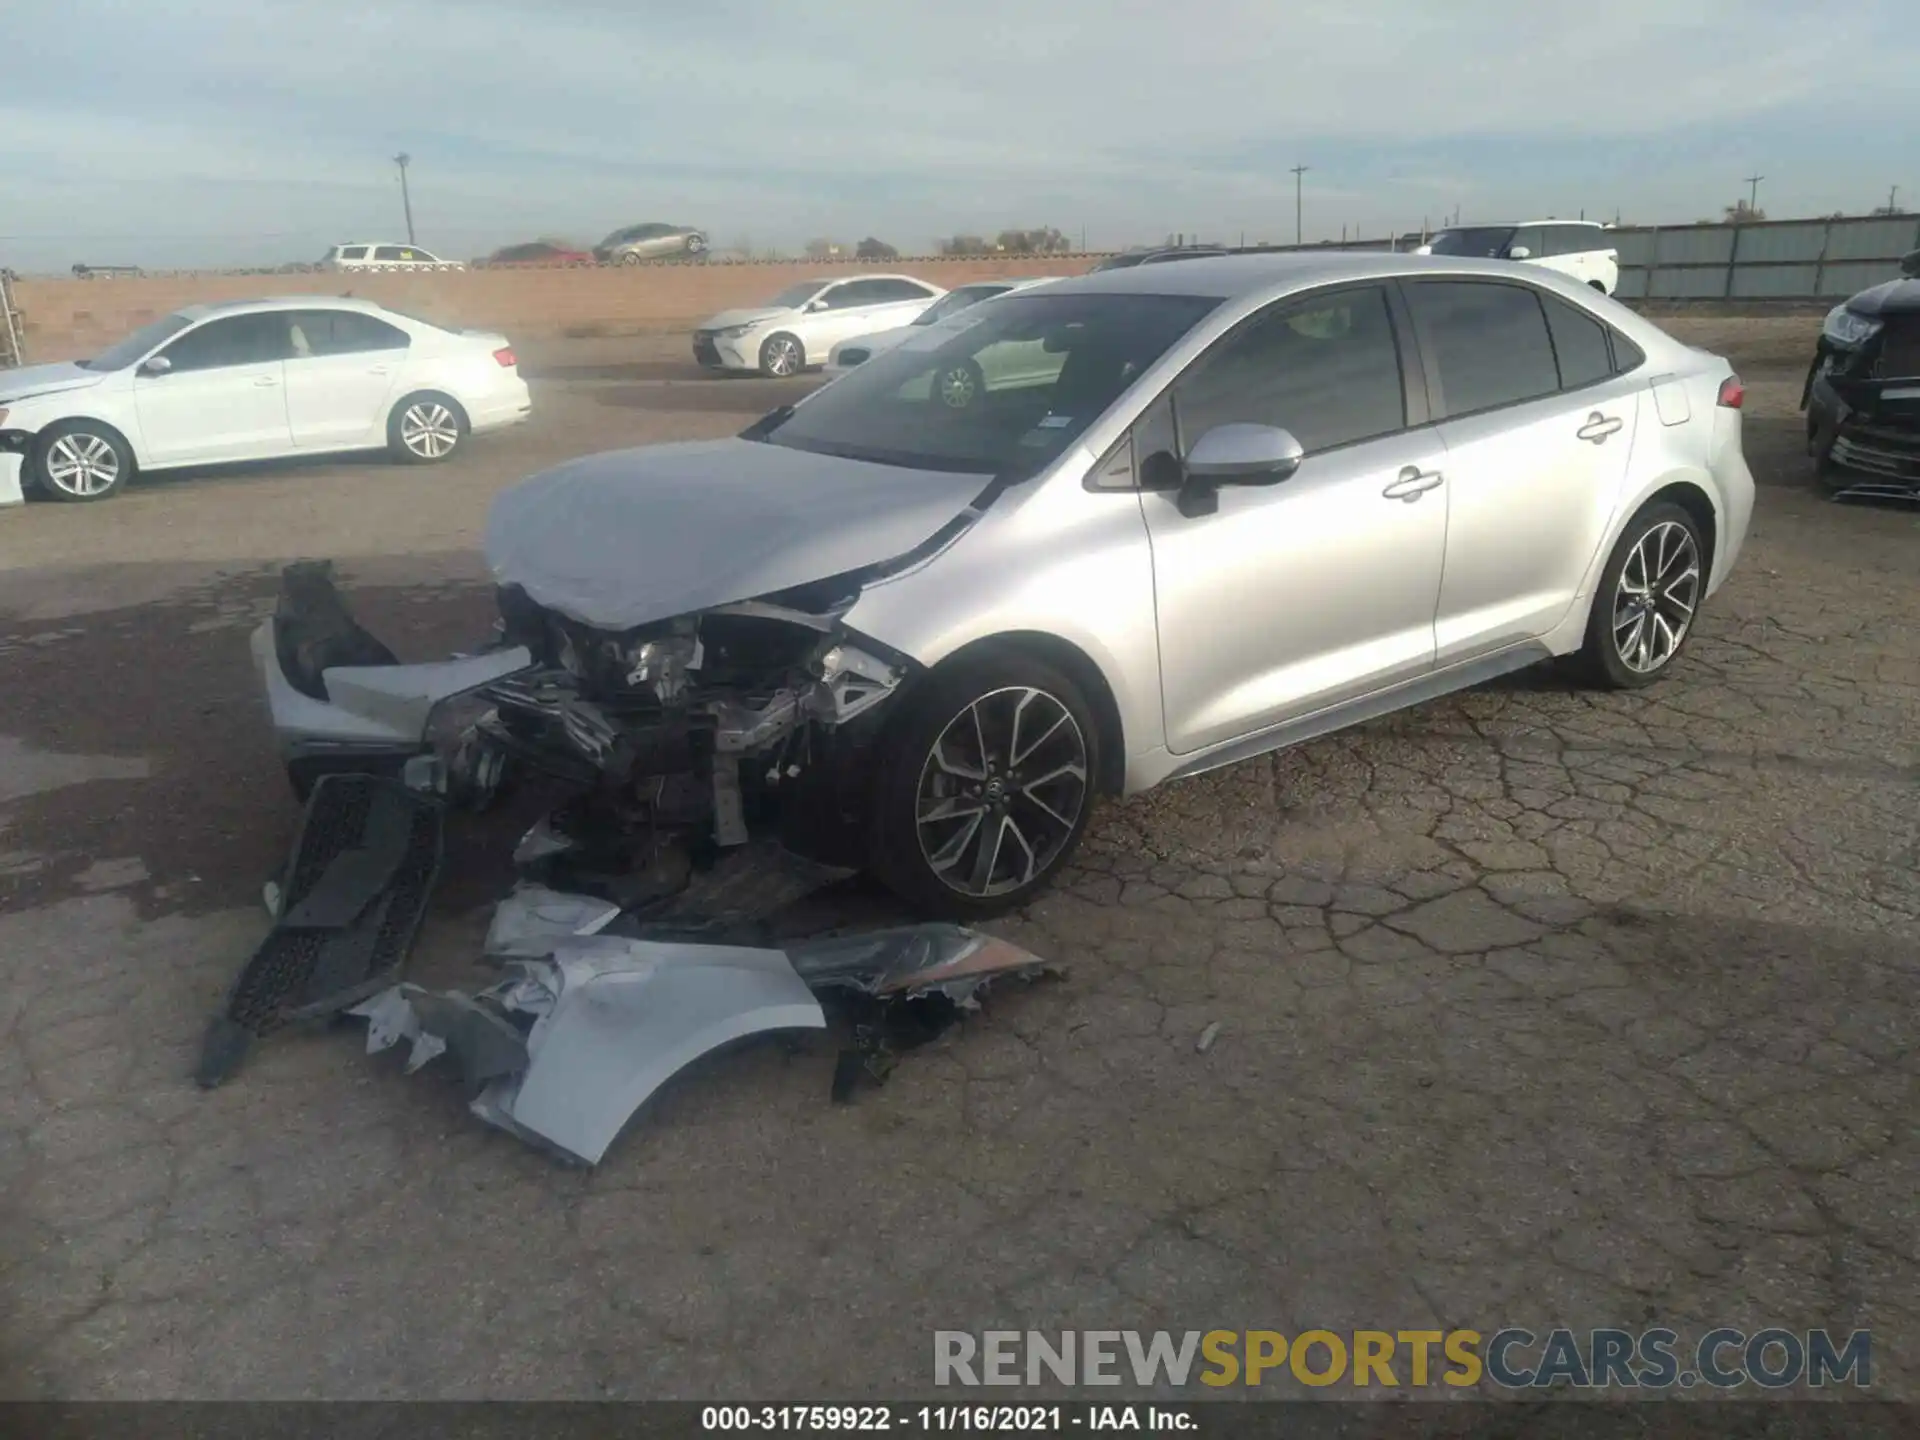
261;559;913;911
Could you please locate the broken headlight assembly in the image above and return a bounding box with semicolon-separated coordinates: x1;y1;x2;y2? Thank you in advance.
413;685;513;807
1822;305;1883;350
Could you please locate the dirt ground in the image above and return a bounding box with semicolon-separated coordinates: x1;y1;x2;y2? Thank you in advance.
1;315;1917;1401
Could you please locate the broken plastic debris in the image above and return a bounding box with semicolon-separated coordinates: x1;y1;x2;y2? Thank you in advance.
786;924;1059;1006
1196;1021;1222;1054
354;936;825;1166
483;883;621;959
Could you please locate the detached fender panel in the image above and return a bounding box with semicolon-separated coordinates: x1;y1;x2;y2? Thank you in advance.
473;938;826;1166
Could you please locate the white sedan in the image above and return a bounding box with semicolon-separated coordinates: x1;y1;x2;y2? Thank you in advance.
824;276;1066;381
0;297;531;502
691;274;945;377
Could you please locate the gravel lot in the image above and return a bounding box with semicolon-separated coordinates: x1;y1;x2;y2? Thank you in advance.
2;316;1917;1401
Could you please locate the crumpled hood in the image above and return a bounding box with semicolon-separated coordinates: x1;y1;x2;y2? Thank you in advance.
485;438;990;630
698;307;793;331
0;361;104;405
1845;278;1920;319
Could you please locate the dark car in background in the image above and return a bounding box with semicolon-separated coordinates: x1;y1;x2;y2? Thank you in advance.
593;223;708;265
483;241;594;267
1087;245;1231;272
1804;251;1920;499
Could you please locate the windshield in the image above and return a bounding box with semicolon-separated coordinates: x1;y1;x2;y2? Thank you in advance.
767;280;830;310
911;285;1009;326
753;291;1220;477
79;313;194;370
1426;227;1516;257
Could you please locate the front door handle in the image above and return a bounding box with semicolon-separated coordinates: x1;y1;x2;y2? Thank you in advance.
1382;466;1444;502
1577;411;1623;443
368;365;390;376
253;375;280;387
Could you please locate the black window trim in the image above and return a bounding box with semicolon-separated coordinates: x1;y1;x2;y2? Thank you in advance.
1396;276;1643;423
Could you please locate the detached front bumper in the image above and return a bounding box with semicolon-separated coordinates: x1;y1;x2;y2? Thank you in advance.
251;619;533;775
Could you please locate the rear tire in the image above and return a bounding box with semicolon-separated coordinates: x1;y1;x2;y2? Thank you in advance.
387;393;466;465
1568;502;1705;690
868;647;1100;919
33;420;133;502
1589;279;1608;292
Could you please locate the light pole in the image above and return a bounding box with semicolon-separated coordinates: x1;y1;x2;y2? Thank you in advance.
1743;172;1763;217
394;153;416;244
1290;164;1310;245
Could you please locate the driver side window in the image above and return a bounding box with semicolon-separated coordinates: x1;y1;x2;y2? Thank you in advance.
157;313;291;373
1169;285;1407;458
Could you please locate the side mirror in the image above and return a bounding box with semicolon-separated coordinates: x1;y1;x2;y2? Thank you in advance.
1507;245;1533;260
1171;424;1305;517
138;355;173;376
805;298;829;313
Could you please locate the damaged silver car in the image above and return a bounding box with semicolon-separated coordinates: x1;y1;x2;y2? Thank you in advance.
256;254;1754;917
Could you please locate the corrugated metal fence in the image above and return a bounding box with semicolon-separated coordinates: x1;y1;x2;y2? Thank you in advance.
1611;214;1920;300
1276;214;1920;300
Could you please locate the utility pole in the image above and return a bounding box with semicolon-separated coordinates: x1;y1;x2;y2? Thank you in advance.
394;153;416;244
1290;164;1310;245
1743;172;1763;216
1888;185;1901;215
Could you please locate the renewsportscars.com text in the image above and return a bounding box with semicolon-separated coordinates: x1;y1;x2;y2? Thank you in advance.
934;1328;1872;1390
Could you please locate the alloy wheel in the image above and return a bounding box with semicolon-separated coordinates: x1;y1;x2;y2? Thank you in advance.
43;432;120;497
1612;520;1700;673
400;401;459;460
915;686;1089;899
764;337;802;377
938;365;979;408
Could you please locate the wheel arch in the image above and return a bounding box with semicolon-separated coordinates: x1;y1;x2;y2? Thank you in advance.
1637;478;1719;583
917;630;1128;796
30;414;144;476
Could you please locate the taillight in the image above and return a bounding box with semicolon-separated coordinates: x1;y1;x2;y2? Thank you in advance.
493;346;517;368
1716;375;1744;409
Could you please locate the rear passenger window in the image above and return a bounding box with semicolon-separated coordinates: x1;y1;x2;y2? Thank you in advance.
1408;281;1559;419
1174;285;1406;455
289;310;410;356
1541;293;1613;390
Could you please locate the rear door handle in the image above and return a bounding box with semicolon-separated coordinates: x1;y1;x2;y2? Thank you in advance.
253;375;279;387
1382;466;1444;502
1577;411;1622;443
368;365;390;376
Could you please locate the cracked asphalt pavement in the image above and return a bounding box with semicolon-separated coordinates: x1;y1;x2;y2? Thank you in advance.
1;318;1917;1400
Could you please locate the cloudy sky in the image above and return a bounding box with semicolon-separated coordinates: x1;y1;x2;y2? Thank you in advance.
3;0;1916;271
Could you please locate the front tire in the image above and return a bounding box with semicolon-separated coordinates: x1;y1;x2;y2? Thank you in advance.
619;252;644;267
1569;502;1705;689
869;648;1099;919
759;332;805;378
1589;279;1608;292
34;421;133;502
387;393;466;465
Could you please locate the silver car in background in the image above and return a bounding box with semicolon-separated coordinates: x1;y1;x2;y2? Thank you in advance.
257;253;1753;919
593;222;708;265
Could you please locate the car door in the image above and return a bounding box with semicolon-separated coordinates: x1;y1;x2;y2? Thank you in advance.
1404;279;1641;665
132;312;294;465
1138;283;1449;754
283;309;410;449
808;280;893;351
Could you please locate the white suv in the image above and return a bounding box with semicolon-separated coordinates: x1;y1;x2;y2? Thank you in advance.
320;244;466;273
1417;221;1619;295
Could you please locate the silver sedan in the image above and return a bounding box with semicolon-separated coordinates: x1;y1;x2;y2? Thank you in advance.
258;253;1754;919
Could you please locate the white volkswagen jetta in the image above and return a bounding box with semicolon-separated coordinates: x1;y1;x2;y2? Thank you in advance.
0;296;532;502
691;274;946;377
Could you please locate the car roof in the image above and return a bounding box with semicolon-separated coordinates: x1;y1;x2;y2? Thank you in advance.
1440;220;1603;229
174;295;395;321
1036;250;1606;300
